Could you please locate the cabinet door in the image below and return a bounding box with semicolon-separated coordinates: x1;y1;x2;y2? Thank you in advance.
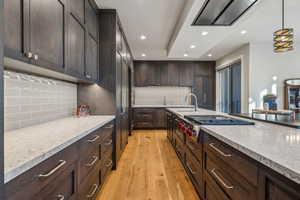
179;63;194;86
134;62;160;86
70;0;85;24
28;0;66;71
4;0;29;62
86;0;98;40
67;15;85;77
85;33;98;81
194;75;214;109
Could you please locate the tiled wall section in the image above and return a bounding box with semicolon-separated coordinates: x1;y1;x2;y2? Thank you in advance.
134;86;192;105
4;71;77;132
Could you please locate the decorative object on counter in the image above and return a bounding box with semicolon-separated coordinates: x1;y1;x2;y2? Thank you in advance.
252;109;295;120
76;105;90;117
263;94;278;110
273;0;294;53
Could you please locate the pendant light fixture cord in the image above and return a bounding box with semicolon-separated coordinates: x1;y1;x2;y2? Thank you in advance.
282;0;285;29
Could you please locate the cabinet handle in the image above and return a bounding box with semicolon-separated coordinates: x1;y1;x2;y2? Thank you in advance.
86;74;91;79
33;54;39;60
104;139;113;146
186;162;197;175
85;156;98;167
211;168;234;190
56;194;65;200
87;135;100;143
86;184;99;198
104;125;114;129
38;160;66;178
25;52;33;59
209;143;232;157
106;160;113;167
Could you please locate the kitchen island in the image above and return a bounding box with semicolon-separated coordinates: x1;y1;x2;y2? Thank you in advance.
166;107;300;200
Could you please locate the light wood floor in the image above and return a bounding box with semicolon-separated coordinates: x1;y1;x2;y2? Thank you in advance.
96;130;200;200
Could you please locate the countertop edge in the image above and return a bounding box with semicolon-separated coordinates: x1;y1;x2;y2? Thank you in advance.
4;116;115;183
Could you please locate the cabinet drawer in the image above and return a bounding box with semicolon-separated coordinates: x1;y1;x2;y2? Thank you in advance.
100;122;114;141
174;135;185;163
79;167;101;200
6;145;78;200
186;135;202;163
101;134;113;158
134;109;154;115
135;113;153;122
79;145;101;184
80;130;102;156
186;148;203;196
206;155;258;200
101;151;113;185
134;121;153;128
37;162;77;200
205;170;230;200
205;135;258;186
174;128;185;143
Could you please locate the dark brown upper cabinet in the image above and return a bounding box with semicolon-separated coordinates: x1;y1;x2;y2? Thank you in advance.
86;0;98;41
134;62;161;87
85;33;98;81
66;14;85;77
179;62;194;87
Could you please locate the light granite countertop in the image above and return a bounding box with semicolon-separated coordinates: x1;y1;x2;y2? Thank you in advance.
132;104;194;108
5;115;115;183
167;108;300;184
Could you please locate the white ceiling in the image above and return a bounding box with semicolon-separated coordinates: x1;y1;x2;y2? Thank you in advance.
96;0;300;61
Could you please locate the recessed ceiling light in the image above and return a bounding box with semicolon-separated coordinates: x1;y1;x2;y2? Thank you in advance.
208;54;212;57
190;45;196;49
141;53;146;57
202;31;208;36
140;35;147;40
184;53;189;57
241;30;247;35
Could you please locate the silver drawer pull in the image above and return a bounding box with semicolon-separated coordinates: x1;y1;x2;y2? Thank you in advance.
186;162;197;175
86;74;91;79
86;184;99;198
211;168;234;190
104;125;113;129
33;54;39;60
105;140;112;146
106;160;113;167
25;52;33;58
38;160;66;178
85;156;98;167
209;143;232;157
56;194;65;200
87;135;100;143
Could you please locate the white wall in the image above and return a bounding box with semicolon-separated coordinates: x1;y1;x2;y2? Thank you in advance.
249;44;300;110
216;44;250;113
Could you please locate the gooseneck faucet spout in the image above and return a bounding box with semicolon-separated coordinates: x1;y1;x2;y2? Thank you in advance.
185;93;198;112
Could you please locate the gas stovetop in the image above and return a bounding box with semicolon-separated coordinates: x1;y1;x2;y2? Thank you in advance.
184;115;255;126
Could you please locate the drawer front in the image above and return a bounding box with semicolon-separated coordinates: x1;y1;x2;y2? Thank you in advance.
205;171;231;200
174;135;185;163
205;135;258;186
186;148;203;196
205;154;258;200
101;133;113;159
101;150;113;185
80;130;102;156
79;145;101;184
100;122;114;141
37;162;77;200
186;135;202;162
79;167;101;200
6;145;78;200
134;108;154;115
174;127;185;143
135;113;153;122
134;121;153;128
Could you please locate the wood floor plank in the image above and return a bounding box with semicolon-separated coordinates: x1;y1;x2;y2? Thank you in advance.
97;130;200;200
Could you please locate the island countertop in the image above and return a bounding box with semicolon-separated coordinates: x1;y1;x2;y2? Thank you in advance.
5;115;115;183
167;107;300;184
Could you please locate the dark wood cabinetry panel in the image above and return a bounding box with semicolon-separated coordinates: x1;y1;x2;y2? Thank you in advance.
86;0;98;40
67;14;85;77
194;75;215;109
85;33;98;81
133;108;167;129
179;62;194;86
4;0;29;62
70;0;85;23
134;62;161;86
0;0;4;197
28;0;66;71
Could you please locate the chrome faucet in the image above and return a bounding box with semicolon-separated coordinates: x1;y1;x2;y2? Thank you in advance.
185;93;198;112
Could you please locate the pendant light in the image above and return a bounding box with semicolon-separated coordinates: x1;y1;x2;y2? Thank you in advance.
274;0;294;53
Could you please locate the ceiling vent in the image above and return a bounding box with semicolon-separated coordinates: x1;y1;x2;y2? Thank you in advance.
192;0;258;26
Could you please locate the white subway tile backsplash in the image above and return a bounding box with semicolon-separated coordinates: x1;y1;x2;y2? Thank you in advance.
4;71;77;132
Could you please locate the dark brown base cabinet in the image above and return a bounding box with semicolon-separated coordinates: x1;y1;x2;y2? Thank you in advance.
133;108;167;129
168;113;300;200
5;120;114;200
